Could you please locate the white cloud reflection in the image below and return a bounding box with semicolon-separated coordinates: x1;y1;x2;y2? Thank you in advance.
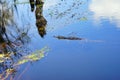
44;0;59;9
89;0;120;28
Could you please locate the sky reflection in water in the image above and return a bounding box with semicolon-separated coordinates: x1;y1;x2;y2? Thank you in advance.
22;0;120;80
0;0;120;80
89;0;120;28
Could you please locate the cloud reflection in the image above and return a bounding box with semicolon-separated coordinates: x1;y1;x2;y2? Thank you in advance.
44;0;59;9
89;0;120;28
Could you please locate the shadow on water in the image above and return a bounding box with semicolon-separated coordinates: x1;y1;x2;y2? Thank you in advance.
0;0;48;80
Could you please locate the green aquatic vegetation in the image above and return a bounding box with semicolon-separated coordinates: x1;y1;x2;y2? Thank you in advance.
45;0;89;30
79;17;87;21
16;46;49;66
17;59;29;65
0;68;16;80
0;46;49;80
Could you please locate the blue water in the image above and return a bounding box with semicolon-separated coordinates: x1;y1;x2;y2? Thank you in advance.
2;0;120;80
22;21;120;80
14;21;119;80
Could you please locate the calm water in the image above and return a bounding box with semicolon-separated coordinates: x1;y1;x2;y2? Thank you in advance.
1;0;120;80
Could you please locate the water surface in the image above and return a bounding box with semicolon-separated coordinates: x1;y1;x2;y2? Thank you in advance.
0;0;120;80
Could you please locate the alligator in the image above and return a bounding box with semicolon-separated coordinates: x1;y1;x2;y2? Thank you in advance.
53;35;103;42
53;36;85;40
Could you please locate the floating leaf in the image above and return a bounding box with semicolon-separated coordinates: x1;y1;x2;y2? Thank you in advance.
79;17;87;21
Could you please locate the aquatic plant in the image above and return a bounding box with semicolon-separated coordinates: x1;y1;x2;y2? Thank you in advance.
16;46;49;66
0;46;49;80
